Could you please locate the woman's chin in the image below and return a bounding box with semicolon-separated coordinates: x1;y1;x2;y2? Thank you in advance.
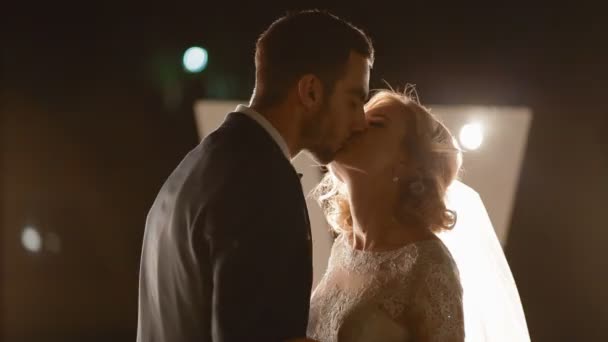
331;153;363;176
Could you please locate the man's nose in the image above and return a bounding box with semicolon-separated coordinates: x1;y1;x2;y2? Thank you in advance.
353;110;368;133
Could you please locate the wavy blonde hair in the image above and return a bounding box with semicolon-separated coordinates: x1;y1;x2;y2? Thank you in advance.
312;88;462;235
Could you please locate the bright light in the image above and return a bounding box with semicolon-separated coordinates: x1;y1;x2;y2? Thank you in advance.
182;46;208;73
21;226;42;253
459;122;484;150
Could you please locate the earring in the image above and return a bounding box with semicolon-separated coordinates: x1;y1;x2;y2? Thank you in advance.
409;181;425;195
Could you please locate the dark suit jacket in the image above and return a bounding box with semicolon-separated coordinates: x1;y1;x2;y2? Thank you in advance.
137;112;313;342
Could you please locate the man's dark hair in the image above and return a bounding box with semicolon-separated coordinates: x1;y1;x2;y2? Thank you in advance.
253;10;374;108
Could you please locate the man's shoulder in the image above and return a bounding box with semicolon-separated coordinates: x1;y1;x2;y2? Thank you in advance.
200;113;280;162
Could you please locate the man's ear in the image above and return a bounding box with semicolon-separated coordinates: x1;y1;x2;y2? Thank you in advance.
297;74;324;110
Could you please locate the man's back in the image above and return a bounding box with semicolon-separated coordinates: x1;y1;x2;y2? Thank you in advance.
137;113;313;342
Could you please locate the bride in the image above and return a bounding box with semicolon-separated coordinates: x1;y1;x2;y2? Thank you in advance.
307;89;529;341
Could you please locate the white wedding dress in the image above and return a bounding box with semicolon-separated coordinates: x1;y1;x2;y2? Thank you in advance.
307;233;465;342
307;181;530;341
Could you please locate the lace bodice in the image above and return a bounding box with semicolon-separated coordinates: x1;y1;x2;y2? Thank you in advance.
308;234;464;342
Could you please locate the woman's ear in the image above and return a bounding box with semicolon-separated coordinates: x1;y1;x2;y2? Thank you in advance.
394;159;421;182
392;161;407;181
297;74;324;110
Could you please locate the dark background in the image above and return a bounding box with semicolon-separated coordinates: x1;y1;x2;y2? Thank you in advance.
2;1;607;341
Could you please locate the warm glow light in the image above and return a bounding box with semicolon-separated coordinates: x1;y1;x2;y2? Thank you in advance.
459;122;484;150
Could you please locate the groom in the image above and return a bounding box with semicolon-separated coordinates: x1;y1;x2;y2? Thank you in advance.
137;10;374;342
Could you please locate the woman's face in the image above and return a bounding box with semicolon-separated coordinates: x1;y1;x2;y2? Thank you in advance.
330;99;410;182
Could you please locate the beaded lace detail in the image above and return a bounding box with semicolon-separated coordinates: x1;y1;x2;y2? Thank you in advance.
308;234;464;342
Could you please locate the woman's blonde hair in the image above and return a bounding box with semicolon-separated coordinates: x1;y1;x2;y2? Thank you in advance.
312;88;462;235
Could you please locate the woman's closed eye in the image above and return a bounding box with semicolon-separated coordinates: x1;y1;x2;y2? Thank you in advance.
368;120;385;128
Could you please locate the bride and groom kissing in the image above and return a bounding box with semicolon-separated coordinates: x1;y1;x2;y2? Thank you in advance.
137;9;529;342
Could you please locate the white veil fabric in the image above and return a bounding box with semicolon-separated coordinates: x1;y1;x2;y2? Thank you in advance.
438;180;530;341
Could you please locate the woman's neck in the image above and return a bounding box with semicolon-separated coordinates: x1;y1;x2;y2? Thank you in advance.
347;179;434;251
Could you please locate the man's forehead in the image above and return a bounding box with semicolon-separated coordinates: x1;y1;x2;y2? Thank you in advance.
338;55;370;94
346;52;371;74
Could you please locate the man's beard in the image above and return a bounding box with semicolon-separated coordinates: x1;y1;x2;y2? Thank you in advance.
301;105;336;165
308;144;336;165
